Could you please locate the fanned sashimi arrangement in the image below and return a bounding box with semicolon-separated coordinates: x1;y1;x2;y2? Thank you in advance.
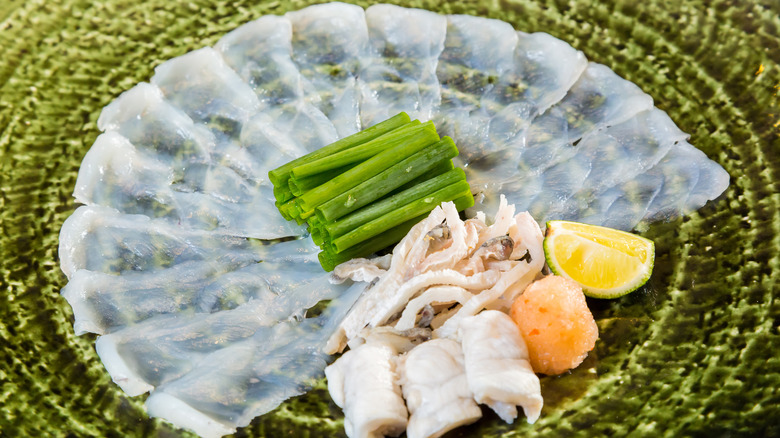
58;2;729;438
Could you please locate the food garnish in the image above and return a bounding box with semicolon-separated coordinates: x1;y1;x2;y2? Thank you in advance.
510;275;598;375
269;112;474;270
543;220;655;298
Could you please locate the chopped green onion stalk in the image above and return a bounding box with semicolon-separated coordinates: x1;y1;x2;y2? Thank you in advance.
315;137;459;222
268;113;473;271
268;112;410;187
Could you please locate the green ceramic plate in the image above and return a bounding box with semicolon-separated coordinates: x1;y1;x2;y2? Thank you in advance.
1;0;778;436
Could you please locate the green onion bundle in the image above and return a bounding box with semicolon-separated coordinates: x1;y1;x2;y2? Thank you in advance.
269;112;474;271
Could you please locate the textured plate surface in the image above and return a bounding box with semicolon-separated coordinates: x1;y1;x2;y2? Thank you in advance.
1;0;779;436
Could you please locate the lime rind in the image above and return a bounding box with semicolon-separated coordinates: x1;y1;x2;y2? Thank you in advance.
543;220;655;299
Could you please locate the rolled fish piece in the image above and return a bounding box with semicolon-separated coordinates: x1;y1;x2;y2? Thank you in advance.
325;340;408;438
459;310;543;424
398;338;482;438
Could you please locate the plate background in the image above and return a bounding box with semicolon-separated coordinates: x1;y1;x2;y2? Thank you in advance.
1;0;778;436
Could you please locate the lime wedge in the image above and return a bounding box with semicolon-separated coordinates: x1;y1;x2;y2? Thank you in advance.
543;220;654;299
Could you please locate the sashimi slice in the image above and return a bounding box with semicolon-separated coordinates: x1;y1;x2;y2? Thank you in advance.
286;2;369;137
358;4;447;126
143;282;365;438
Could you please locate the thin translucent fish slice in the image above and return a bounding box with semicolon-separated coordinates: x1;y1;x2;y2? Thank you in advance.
433;14;518;160
472;62;656;216
144;282;366;438
62;238;336;335
578;142;729;229
74;132;303;239
358;4;447;126
95;272;348;397
151;47;268;187
527;108;689;220
58;206;268;279
97;82;213;167
286;2;369;137
217;14;343;165
476;31;588;158
215;15;307;105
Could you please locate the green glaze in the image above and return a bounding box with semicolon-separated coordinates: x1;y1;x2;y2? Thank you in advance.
0;0;778;436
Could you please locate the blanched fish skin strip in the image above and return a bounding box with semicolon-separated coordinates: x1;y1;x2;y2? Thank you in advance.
326;206;448;354
286;2;369;137
358;4;447;126
143;282;365;438
459;311;543;424
325;339;408;438
398;339;482;438
434;210;545;339
62;238;339;335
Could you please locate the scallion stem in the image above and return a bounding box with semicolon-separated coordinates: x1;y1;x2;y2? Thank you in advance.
268;112;410;187
315;137;459;223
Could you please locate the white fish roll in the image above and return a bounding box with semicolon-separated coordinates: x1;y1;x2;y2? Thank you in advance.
359;4;447;125
144;282;366;438
460;311;543;424
58;206;266;278
399;339;482;438
286;3;369;137
325;340;408;438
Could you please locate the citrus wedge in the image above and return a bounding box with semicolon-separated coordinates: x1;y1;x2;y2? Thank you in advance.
543;220;654;299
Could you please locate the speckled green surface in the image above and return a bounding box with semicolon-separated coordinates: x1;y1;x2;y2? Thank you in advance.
1;0;779;436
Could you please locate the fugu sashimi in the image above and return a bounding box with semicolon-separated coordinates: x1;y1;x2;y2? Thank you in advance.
97;82;213;167
522;108;688;220
95;300;279;396
96;273;348;398
57;4;733;438
74;132;303;238
433;14;518;159
215;15;307;105
594;142;729;228
62;260;244;336
143;282;365;438
62;238;337;335
358;4;447;126
238;102;339;171
151;47;260;143
58;205;267;278
286;2;369;137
